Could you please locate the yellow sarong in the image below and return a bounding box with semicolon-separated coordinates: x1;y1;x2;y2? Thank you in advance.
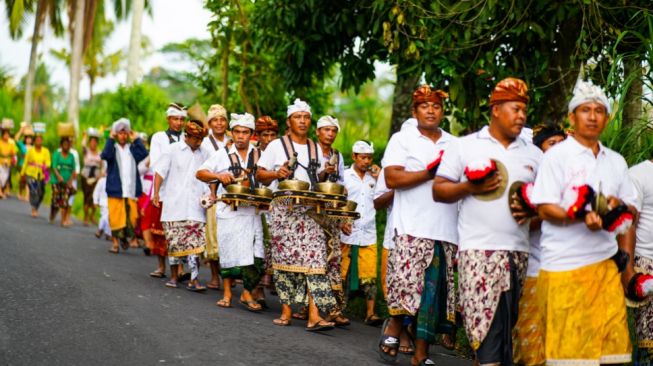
513;276;545;366
204;205;219;260
537;259;632;365
341;243;378;284
108;197;138;232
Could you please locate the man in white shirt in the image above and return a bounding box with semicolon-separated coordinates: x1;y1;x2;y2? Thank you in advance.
152;118;212;291
434;78;542;365
196;112;265;312
144;103;186;279
531;80;636;364
256;99;336;331
340;140;382;326
200;103;230;291
101;118;148;254
628;159;653;354
380;85;459;366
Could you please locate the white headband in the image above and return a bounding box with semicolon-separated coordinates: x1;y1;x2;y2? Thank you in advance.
166;106;187;118
568;80;611;114
287;98;311;118
316;115;340;131
352;140;374;154
229;112;256;131
112;118;131;133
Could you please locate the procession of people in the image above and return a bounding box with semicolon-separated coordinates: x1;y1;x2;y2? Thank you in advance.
3;77;653;366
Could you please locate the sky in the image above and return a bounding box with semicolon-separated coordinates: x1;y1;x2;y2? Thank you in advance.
0;0;213;100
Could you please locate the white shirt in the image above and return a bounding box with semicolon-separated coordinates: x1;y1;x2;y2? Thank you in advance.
527;230;542;276
155;142;212;223
92;176;108;207
437;126;542;252
374;168;395;250
383;125;458;243
317;144;345;184
531;137;637;271
138;157;153;196
116;143;136;199
340;167;377;246
629;160;653;260
257;138;323;190
198;144;259;219
150;130;183;198
201;132;230;154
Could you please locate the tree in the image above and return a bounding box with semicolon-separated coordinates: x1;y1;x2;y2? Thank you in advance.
5;0;64;123
66;0;85;134
125;0;144;85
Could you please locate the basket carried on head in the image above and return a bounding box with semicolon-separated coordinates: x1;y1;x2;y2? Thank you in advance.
1;118;14;130
57;122;75;137
33;122;46;134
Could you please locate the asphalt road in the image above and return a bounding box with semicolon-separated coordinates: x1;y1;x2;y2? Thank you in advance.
0;197;471;366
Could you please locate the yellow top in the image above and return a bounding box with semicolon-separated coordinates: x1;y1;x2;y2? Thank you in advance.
21;146;51;179
0;138;17;166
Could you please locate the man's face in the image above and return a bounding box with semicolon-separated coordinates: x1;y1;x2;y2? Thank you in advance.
287;112;311;137
167;115;185;132
569;102;608;142
492;101;527;139
317;126;338;147
540;135;565;153
256;130;277;150
232;126;253;149
116;130;129;145
412;102;444;131
185;135;203;150
209;116;228;136
352;153;373;171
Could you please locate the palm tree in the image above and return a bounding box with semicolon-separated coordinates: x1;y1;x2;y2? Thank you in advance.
5;0;64;123
125;0;144;85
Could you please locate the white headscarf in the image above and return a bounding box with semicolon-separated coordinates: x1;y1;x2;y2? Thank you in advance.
316;115;340;131
207;104;227;121
287;98;311;117
568;80;611;114
352;140;374;154
166;103;188;118
229;113;256;131
112;118;131;133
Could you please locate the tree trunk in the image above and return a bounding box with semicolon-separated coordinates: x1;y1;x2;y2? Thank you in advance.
67;0;85;135
23;0;46;124
125;0;144;86
389;63;420;136
622;55;643;126
221;18;234;106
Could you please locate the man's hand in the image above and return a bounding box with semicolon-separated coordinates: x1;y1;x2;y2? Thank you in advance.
466;174;501;195
585;211;603;231
341;222;353;236
216;172;235;186
323;162;336;176
370;164;381;180
109;130;116;139
152;194;161;208
276;162;292;180
510;195;530;225
130;130;138;141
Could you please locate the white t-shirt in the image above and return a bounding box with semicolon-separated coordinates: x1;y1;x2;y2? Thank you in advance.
150;130;183;198
92;176;108;208
374;168;395;250
531;137;637;271
198;144;260;219
527;229;542;277
629;160;653;260
155;142;212;223
340;167;377;246
437;126;542;252
116;144;136;199
257;137;323;190
383;125;458;243
201;132;230;155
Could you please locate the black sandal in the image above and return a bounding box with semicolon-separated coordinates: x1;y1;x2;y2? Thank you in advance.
378;319;399;363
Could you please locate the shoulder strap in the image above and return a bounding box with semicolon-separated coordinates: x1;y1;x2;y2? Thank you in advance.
247;148;261;170
208;135;219;151
165;131;176;144
280;135;295;161
306;139;319;164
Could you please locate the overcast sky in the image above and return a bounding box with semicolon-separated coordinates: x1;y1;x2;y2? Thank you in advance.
0;0;213;100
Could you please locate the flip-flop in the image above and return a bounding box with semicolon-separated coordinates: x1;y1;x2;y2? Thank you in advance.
378;318;399;363
240;299;263;312
186;283;207;292
165;280;178;288
178;272;191;282
365;314;384;327
149;271;166;278
206;283;220;290
272;318;291;326
414;359;435;366
108;248;119;254
292;312;308;320
305;320;334;332
119;239;129;250
216;298;232;308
